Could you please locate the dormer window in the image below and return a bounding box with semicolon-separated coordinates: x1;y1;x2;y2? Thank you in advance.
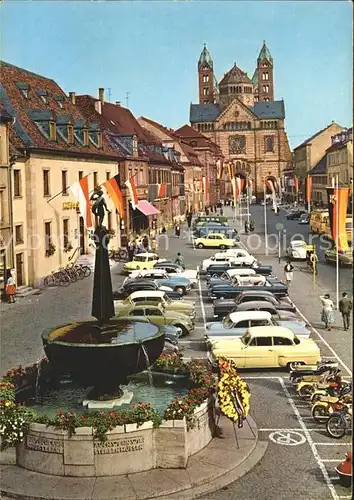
49;121;56;141
54;95;65;109
16;82;30;99
68;125;74;144
37;90;49;104
89;130;102;148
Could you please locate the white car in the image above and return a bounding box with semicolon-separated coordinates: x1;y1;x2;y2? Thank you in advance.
202;249;255;271
286;240;308;260
153;263;199;286
225;268;257;278
233;274;267;286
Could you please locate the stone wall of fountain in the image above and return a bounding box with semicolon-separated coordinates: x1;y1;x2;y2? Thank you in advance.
17;400;215;477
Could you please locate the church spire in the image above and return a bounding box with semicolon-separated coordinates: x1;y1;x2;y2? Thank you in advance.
257;40;273;64
198;43;213;69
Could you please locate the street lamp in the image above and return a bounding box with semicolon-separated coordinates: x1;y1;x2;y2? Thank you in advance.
276;223;285;264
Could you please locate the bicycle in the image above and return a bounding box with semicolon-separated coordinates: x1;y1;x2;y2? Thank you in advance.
43;270;70;287
108;248;128;261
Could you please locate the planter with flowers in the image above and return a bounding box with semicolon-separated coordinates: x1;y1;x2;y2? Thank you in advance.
64;242;73;253
45;242;56;257
1;356;217;476
151;352;188;377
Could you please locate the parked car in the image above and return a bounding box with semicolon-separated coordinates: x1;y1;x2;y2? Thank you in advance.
207;268;257;283
195;233;237;249
324;248;353;267
194;224;240;241
115;304;194;336
202;249;255;271
114;290;196;319
287;240;315;260
298;213;310;225
286;210;307;220
123;253;166;273
126;270;191;295
153;262;199;285
208;326;321;369
114;280;182;300
233;300;298;320
205;311;310;341
209;279;288;300
213;290;295;318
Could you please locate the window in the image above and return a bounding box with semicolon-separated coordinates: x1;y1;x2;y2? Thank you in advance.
203;88;209;96
106;172;111;181
49;121;56;141
129;309;145;316
236;320;249;328
255;336;272;346
78;171;84;181
43;170;50;196
62;171;68;195
262;85;269;93
63;219;69;247
262;72;269;81
203;100;209;104
203;74;209;83
250;319;270;327
265;136;274;153
15;225;24;245
264;98;270;102
274;337;293;346
44;221;52;253
40;94;48;104
14;169;21;197
93;172;98;188
146;308;163;316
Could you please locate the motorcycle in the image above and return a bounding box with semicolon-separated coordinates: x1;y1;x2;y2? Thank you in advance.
296;369;342;399
311;381;351;404
311;384;352;423
326;405;352;439
290;360;338;384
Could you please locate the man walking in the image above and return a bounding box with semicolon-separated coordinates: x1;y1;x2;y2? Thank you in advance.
284;260;294;287
338;292;352;331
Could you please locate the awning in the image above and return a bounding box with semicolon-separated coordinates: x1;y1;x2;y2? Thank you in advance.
136;200;160;216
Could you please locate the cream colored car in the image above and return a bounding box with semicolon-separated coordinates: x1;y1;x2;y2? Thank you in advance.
209;326;320;369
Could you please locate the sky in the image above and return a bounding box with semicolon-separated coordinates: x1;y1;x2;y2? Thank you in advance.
1;1;352;148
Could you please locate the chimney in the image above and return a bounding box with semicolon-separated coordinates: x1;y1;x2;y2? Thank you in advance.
95;99;102;115
115;101;121;106
98;88;105;103
69;92;76;105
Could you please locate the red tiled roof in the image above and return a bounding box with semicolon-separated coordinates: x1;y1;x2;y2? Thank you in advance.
139;116;177;140
0;61;117;158
176;124;223;155
179;141;203;166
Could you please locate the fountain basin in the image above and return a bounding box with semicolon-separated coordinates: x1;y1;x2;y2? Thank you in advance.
17;399;215;477
42;320;165;392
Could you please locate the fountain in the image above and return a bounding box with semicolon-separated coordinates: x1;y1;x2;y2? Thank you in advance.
41;200;165;407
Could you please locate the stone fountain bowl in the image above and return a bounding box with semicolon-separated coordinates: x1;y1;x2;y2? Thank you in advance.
41;319;165;390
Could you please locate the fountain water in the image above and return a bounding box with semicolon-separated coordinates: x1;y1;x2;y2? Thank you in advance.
34;359;42;403
141;344;154;386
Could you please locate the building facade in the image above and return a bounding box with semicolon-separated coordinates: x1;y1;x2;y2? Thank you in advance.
190;42;292;197
1;62;120;286
326;128;353;188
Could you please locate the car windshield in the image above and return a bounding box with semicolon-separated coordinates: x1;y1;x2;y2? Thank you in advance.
223;316;234;329
134;256;147;262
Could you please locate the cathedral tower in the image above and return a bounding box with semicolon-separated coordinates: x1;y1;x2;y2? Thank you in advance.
198;44;215;104
256;41;274;102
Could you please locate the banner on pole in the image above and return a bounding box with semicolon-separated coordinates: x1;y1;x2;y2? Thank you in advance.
326;187;350;251
306;176;312;202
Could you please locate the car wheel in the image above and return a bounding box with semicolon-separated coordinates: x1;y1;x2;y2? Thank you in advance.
175;324;189;336
136;266;140;270
197;243;204;249
175;286;185;295
220;245;226;250
289;361;305;371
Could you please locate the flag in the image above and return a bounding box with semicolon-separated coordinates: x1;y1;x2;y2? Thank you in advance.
157;183;166;198
202;176;209;197
265;178;278;212
239;178;245;194
216;159;223;180
306;176;312;202
231;177;237;205
235;177;242;201
247;179;253;201
70;176;93;229
125;176;138;210
102;174;124;219
326;187;350;252
226;162;232;178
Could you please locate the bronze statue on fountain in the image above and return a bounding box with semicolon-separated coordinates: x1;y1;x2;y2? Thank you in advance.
41;189;165;405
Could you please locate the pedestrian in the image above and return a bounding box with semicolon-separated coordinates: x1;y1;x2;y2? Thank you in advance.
161;226;166;234
5;271;16;304
284;260;294;287
186;213;192;229
127;240;135;261
220;207;224;216
174;252;185;269
136;240;144;254
175;224;181;238
142;235;149;251
151;237;157;252
244;220;250;234
249;219;255;232
338;292;352;331
320;293;335;331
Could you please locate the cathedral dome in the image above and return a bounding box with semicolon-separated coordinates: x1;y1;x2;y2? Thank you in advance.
219;63;252;85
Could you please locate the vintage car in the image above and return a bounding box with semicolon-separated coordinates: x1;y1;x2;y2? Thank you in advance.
194;224;240;241
234;300;298;320
207;267;275;286
114;290;196;319
125;270;191;295
195;233;237;249
153;262;199;285
114;280;182;300
286;240;314;260
324;248;353;267
213;290;295;318
209;279;288;300
208;326;321;369
286;210;307;220
298;213;310;225
123;252;166;272
205;311;310;342
202;249;255;271
115;304;194;336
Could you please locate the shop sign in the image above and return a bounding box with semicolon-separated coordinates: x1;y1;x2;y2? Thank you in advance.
63;202;79;210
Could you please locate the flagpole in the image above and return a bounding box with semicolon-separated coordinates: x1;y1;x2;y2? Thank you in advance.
307;177;311;214
335;174;339;309
47;173;91;203
264;181;268;253
246;181;250;224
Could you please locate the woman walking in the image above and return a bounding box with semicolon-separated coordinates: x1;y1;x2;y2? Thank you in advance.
320;294;335;331
284;260;294;287
175;224;181;238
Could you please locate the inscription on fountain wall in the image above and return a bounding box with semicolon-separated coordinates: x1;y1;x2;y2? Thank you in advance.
26;435;63;454
94;436;144;455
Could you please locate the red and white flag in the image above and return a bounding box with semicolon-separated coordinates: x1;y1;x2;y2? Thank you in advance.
157;183;166;198
231;177;237;205
235;177;242;200
70;176;93;229
265;178;277;212
247;179;253;200
202;176;209;197
125;176;138;210
216;159;223;180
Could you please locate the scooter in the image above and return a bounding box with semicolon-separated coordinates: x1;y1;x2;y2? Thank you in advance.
312;394;352;424
290;361;338;384
326;405;352;439
296;369;342;399
311;381;352;404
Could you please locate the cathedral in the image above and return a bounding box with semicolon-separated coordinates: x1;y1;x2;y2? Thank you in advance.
189;42;292;197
